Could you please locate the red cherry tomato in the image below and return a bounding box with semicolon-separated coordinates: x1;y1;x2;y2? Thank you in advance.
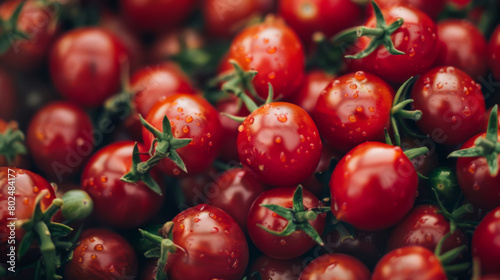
435;20;488;79
372;246;447;280
216;95;250;161
0;168;57;262
329;142;418;231
143;93;223;176
0;68;15;120
178;167;216;208
387;205;467;256
49;27;128;107
207;167;266;232
147;28;205;64
472;207;500;275
291;69;333;115
411;66;485;146
312;71;394;157
237;102;322;187
121;0;197;33
249;255;304;280
368;0;446;19
226;16;305;100
456;133;500;210
279;0;362;47
0;0;59;71
488;25;500;82
64;228;138;280
165;204;249;280
247;186;326;259
347;5;439;83
298;253;370;280
81;141;164;228
26;101;94;181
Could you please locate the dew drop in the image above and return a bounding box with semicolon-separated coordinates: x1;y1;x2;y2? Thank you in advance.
348;115;357;122
349;83;357;89
266;46;277;54
354;71;365;81
277;114;287;122
424;233;433;242
194;218;200;223
238;125;244;132
356;106;363;112
177;107;183;112
368;106;374;112
186;115;193;123
274;137;282;144
100;176;107;183
94;244;103;251
182;125;190;134
91;254;97;260
211;227;219;233
353;93;359;98
23;197;28;204
408;48;415;57
463;106;471;117
33;186;39;193
280;152;286;163
437;82;443;89
248;117;254;124
268;72;276;79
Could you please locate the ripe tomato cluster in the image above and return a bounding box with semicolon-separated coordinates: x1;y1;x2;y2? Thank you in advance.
1;0;500;279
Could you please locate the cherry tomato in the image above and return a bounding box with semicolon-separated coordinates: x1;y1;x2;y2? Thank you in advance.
312;71;394;157
81;141;164;228
121;0;197;33
387;205;467;256
249;255;304;280
347;5;439;83
165;204;249;280
368;0;446;19
435;20;488;79
0;0;59;71
488;24;500;82
279;0;362;47
143;93;223;176
247;186;326;259
298;253;370;280
237;102;322;187
0;168;57;262
207;167;266;232
216;95;250;162
0;68;15;120
329;142;418;231
178;167;217;208
0;120;27;168
291;69;333;115
49;27;128;107
26;101;94;181
372;246;447;280
148;28;205;64
226;15;305;100
472;207;500;275
203;0;273;38
455;133;500;210
411;66;485;146
64;228;138;280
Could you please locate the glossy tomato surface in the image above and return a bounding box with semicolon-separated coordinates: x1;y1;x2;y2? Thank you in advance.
489;25;500;82
298;253;370;280
249;255;304;280
329;142;418;230
473;207;500;275
291;69;333;114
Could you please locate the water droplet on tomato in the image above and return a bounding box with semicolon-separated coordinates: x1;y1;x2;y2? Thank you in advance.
354;71;365;81
408;48;415;57
277;114;287;122
23;197;28;204
437;82;443;89
274;136;282;144
348;115;357;122
177;107;183;112
268;72;276;79
185;115;193;123
349;83;357;90
211;227;219;233
94;244;103;251
91;254;97;260
100;176;107;183
266;46;277;54
280;152;286;163
463;106;471;117
182;125;189;134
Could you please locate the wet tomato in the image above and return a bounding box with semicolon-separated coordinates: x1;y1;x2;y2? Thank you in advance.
81;141;164;228
411;66;485;146
298;253;370;280
488;24;500;82
237;102;322;187
216;95;250;162
291;69;333;115
329;142;418;231
312;71;394;157
472;207;500;275
249;255;304;280
368;0;446;19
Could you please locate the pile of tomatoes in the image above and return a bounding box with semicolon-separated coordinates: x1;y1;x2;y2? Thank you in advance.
1;0;500;279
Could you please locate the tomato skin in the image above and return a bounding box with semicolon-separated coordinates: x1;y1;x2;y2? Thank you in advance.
329;142;418;231
249;255;304;280
312;71;394;157
143;93;223;176
456;133;500;210
0;0;59;71
26;101;94;181
279;0;362;47
347;6;439;83
368;0;446;19
472;207;500;275
291;69;333;115
372;246;447;280
81;141;164;228
387;205;467;255
216;95;250;162
49;27;128;107
411;66;485;146
0;68;15;120
121;0;197;33
0;168;57;262
165;204;249;280
435;20;488;79
227;16;305;100
488;25;500;82
237;102;322;187
247;186;326;260
148;28;205;64
207;168;266;232
64;228;138;280
298;253;370;280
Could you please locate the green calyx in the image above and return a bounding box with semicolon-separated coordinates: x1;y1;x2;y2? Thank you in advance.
139;222;183;280
428;167;460;206
332;0;405;59
20;190;73;280
432;188;478;234
61;190;93;223
0;121;27;165
121;115;191;195
258;185;330;246
448;105;500;176
0;0;30;54
434;233;470;276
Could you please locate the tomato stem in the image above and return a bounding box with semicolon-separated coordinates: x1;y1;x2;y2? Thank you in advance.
0;121;27;165
0;0;30;54
403;147;429;161
34;221;61;280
